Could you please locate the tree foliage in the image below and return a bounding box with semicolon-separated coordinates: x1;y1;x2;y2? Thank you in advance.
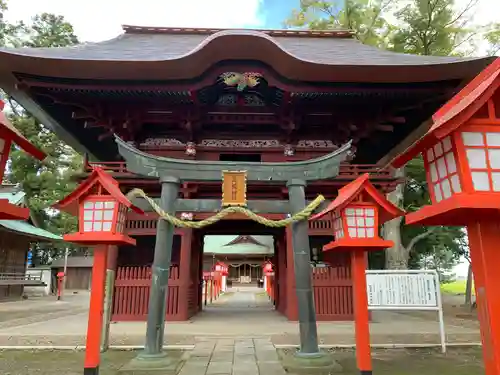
286;0;477;270
0;1;83;265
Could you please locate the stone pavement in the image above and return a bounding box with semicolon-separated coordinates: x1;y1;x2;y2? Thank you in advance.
0;287;481;347
179;338;285;375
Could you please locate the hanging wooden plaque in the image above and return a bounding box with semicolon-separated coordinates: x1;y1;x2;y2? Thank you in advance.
222;170;247;207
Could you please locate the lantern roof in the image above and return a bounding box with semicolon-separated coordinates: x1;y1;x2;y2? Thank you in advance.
0;100;45;161
392;57;500;168
310;173;404;224
53;167;144;216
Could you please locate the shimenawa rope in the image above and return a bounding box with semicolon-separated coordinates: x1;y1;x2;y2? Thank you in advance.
126;188;325;229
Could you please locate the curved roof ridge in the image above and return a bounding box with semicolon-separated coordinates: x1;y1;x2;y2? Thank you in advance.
121;25;354;38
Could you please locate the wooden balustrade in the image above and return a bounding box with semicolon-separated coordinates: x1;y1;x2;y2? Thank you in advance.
85;161;394;179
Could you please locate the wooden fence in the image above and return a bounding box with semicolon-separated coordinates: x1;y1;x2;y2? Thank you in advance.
111;265;182;321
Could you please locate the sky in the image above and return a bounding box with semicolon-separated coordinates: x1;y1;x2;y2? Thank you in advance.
4;0;497;44
4;0;299;42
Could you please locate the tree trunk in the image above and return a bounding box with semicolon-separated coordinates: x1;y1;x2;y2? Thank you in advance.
464;262;473;306
384;167;407;269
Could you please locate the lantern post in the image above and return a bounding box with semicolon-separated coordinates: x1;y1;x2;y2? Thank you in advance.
390;58;500;375
53;167;144;375
310;174;404;375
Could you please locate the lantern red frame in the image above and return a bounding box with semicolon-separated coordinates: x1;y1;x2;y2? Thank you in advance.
389;57;500;375
310;174;404;375
0;100;46;220
53;167;144;246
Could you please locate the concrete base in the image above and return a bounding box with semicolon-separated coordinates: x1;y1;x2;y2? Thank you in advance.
118;351;188;375
280;350;343;374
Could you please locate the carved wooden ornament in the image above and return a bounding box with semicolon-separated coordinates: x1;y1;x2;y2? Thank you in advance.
222;170;247;207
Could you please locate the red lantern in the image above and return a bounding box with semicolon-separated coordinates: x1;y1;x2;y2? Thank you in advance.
0;100;46;220
310;173;404;375
311;174;403;251
53;167;144;246
390;58;500;375
263;261;274;276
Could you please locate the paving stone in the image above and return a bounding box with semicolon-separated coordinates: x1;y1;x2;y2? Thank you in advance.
211;353;234;362
206;361;233;374
255;350;279;361
233;354;256;364
257;362;287;375
178;364;209;375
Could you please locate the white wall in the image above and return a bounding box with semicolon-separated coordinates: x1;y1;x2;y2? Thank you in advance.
24;268;52;296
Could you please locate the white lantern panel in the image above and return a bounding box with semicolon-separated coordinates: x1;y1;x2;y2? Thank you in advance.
434;183;443;202
441;179;452;199
492;173;500;191
437;157;447;178
486;133;500;146
366;228;375;238
426;148;435;162
365;208;375;217
471;171;490;191
356;217;365;226
102;222;113;231
103;210;114;221
104;201;115;209
462;132;484;146
345;208;355;216
366;217;375;227
84;210;93;220
83;221;93;232
488;149;500;169
355;208;363;215
84;201;94;209
442;137;452;152
450;175;462;193
95;202;104;209
347;217;356;226
357;228;366;238
94;210;103;220
445;152;457;173
93;222;103;231
348;228;357;238
466;149;487;169
430;163;438;182
434;142;443;157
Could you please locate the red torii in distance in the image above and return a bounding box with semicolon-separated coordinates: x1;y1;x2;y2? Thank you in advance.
311;173;404;375
0;100;46;220
390;57;500;375
54;167;144;375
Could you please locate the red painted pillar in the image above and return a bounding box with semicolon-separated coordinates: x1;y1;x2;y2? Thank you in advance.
84;245;108;375
285;227;298;320
467;221;500;375
179;229;193;320
351;249;372;375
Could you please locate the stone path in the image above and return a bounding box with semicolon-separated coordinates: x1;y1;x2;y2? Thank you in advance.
179;338;285;375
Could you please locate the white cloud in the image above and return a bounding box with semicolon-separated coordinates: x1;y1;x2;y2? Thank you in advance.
5;0;264;42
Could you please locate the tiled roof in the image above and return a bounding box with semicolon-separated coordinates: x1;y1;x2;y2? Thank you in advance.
0;28;476;66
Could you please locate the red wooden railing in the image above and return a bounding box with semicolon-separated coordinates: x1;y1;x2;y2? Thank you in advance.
84;160;394;179
111;265;182;321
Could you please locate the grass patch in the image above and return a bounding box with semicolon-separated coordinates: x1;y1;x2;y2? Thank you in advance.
441;280;475;296
278;347;484;375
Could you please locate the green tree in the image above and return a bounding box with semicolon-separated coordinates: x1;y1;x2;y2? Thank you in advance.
485;23;500;56
0;3;83;265
286;0;473;269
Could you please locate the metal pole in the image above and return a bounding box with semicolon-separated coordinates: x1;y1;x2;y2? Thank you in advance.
143;176;180;357
287;179;321;355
